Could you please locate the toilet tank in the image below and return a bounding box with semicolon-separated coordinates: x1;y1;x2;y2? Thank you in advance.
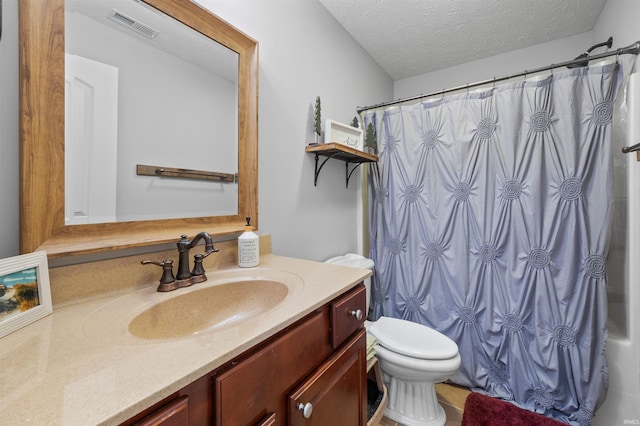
324;253;374;316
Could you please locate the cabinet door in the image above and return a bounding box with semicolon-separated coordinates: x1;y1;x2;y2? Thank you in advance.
288;329;367;426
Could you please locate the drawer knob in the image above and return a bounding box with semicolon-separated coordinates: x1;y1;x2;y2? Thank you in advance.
350;309;363;320
298;402;313;419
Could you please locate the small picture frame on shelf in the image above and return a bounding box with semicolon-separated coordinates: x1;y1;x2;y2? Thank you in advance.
0;251;52;339
325;119;364;151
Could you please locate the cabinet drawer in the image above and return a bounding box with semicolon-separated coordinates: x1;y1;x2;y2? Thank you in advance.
331;284;366;349
136;396;189;426
288;329;367;426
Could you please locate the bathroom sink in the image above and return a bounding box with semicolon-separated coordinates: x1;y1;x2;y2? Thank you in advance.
128;279;289;340
82;268;304;342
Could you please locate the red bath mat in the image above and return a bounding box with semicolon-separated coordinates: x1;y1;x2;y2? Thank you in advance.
462;392;566;426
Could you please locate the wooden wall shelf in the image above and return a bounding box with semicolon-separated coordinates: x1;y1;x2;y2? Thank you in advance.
305;143;378;187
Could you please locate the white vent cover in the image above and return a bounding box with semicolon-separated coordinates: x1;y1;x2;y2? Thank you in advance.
109;9;159;39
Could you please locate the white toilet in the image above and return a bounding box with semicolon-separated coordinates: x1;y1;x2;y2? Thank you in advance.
325;254;461;426
368;317;461;426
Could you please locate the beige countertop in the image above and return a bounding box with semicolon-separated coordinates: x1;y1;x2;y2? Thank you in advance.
0;253;370;425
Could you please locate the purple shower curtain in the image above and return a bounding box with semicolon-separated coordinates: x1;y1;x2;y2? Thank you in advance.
365;63;621;425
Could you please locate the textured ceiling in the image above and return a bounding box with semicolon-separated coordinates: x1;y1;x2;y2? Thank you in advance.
318;0;608;80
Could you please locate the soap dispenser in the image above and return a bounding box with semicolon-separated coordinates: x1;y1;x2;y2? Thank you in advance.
238;217;259;267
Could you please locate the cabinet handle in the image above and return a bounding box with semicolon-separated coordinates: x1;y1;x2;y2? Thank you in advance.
297;402;313;419
350;309;363;320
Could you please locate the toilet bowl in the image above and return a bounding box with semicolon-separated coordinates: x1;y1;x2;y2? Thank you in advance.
324;254;461;426
368;316;461;426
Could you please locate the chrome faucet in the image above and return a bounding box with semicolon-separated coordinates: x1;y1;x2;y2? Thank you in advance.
142;232;218;292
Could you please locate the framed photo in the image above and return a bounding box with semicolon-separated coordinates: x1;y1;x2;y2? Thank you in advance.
0;251;52;339
325;119;364;152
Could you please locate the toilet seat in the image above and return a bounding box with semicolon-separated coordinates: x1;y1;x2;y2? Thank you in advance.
374;344;462;377
369;316;458;360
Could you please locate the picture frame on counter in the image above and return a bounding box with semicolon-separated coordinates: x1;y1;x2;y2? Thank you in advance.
324;119;364;152
0;251;52;339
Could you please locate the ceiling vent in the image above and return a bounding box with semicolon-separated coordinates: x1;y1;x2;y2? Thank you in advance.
109;10;159;39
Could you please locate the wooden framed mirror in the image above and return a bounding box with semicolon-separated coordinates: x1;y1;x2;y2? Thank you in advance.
19;0;258;258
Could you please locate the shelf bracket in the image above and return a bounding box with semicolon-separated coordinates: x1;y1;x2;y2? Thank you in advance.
345;161;365;188
313;153;339;186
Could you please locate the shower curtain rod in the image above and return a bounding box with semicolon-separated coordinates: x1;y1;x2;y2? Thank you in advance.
356;40;640;114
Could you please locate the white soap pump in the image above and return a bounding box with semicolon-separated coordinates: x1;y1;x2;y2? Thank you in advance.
238;217;259;267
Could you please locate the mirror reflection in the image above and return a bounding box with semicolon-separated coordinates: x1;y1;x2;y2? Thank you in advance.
65;0;239;225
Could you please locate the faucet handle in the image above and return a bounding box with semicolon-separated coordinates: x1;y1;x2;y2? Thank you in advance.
191;254;206;277
141;259;178;292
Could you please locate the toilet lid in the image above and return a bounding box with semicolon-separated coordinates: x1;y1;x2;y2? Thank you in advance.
368;316;458;360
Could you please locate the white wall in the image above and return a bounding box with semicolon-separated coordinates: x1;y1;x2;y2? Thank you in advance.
0;0;392;260
196;0;393;261
593;0;640;48
0;0;19;259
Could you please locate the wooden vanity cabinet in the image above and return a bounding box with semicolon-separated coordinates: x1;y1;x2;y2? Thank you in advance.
213;283;367;426
120;283;366;426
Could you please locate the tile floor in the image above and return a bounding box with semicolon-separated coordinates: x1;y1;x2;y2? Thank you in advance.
378;383;471;426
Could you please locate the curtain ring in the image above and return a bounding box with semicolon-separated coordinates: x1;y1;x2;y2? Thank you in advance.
441;89;445;100
466;83;470;95
493;77;496;89
550;64;554;76
524;70;528;81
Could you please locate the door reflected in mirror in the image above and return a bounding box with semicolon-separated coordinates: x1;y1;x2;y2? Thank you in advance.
65;0;239;225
